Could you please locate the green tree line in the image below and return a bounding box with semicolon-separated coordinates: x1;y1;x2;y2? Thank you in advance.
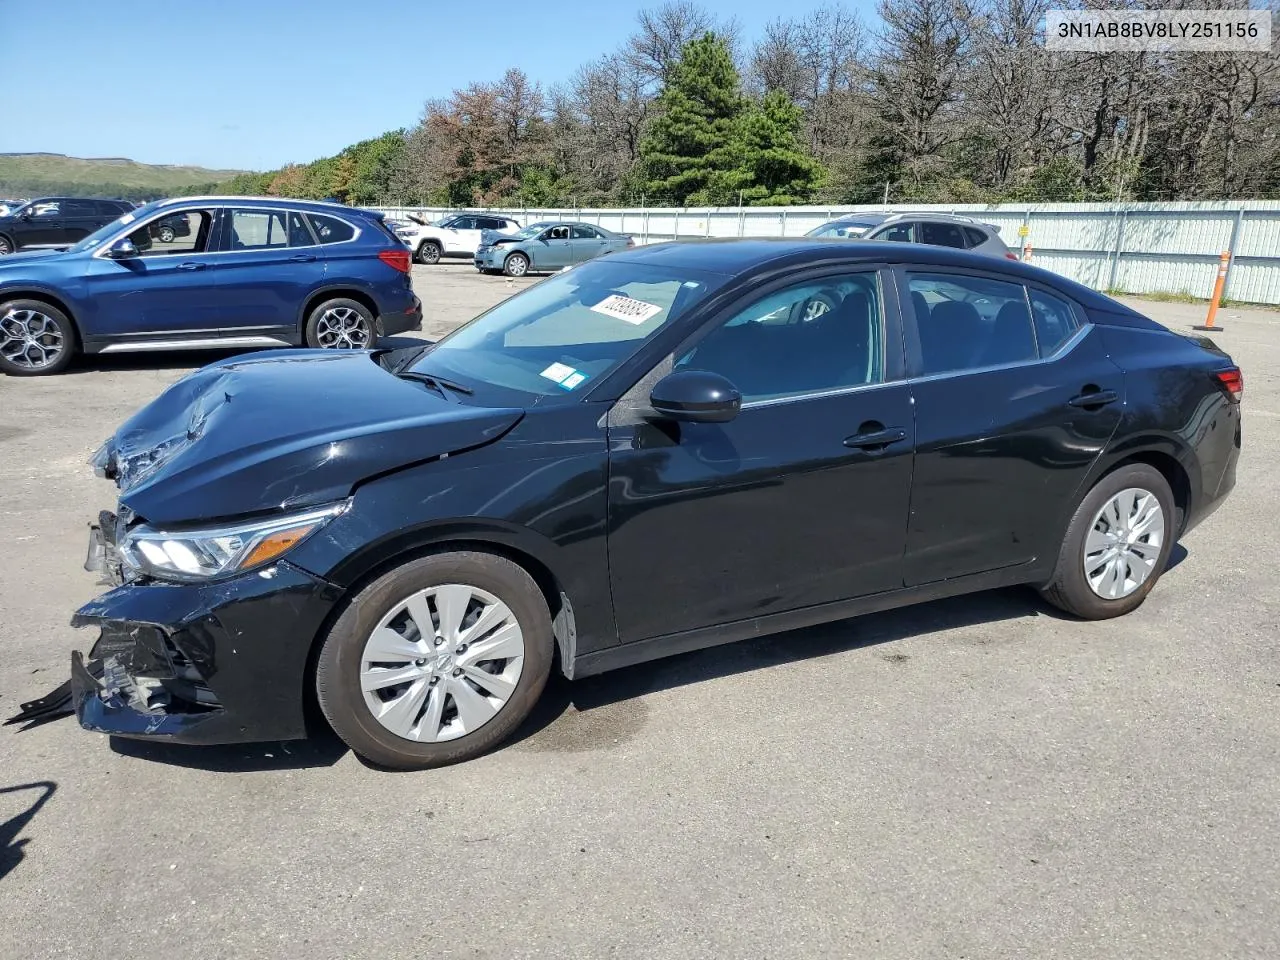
37;1;1276;208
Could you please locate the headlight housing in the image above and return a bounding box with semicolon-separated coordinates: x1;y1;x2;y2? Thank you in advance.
120;502;347;582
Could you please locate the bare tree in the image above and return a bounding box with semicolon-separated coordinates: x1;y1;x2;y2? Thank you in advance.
871;0;975;191
626;1;740;90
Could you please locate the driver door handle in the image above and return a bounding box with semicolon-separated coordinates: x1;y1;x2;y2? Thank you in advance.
288;254;317;262
177;261;206;271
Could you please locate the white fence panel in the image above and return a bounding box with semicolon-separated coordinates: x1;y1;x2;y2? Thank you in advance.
372;202;1280;305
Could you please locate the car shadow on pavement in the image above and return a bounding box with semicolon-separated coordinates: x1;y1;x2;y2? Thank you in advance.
107;729;348;772
507;585;1082;751
0;781;57;882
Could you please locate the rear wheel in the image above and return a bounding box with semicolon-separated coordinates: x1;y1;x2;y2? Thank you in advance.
1040;464;1175;619
305;298;375;350
316;551;553;769
0;235;12;255
416;241;441;265
503;252;529;277
157;225;176;243
0;299;76;376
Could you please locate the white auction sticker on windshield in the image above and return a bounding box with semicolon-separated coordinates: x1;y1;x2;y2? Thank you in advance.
540;362;577;384
591;294;663;325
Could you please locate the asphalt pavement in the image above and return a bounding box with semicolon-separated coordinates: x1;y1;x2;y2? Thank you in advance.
2;265;1278;959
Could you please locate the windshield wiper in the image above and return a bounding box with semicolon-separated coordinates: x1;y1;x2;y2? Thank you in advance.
396;370;474;397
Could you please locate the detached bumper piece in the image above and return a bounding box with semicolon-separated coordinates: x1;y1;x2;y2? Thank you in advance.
68;562;343;745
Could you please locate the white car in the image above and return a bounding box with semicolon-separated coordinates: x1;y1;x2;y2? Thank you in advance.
398;213;522;265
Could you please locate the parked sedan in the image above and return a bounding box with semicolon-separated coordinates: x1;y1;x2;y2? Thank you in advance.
46;239;1240;769
0;197;421;375
474;221;634;276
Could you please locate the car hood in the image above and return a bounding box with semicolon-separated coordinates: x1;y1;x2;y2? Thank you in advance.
0;249;69;267
94;350;523;525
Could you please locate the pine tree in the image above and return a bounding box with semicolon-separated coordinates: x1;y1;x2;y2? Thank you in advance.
638;32;744;203
732;90;825;205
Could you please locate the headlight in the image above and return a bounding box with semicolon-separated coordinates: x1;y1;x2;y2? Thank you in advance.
120;502;347;582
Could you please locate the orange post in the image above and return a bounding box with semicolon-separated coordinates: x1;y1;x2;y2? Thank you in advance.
1195;251;1231;331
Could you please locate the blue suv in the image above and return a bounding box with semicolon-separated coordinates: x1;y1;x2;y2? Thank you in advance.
0;197;422;376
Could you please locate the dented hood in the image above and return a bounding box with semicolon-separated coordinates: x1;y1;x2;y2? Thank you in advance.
95;350;523;525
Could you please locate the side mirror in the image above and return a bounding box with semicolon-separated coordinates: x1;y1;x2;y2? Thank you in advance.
106;238;139;259
649;370;741;424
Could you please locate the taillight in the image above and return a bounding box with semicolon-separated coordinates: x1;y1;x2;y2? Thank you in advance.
1005;252;1019;260
1215;367;1243;401
378;249;411;273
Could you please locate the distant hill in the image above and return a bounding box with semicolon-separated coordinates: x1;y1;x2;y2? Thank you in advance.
0;153;248;202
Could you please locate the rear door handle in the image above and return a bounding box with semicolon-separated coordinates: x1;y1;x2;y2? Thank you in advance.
844;427;908;450
177;261;206;271
289;254;317;262
1067;388;1119;409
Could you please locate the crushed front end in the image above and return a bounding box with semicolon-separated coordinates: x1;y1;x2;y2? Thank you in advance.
71;543;343;744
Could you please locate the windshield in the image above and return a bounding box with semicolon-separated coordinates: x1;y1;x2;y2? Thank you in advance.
409;258;727;399
807;219;882;239
66;201;159;254
513;222;555;239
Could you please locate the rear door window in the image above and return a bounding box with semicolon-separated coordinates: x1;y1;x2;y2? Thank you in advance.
571;224;601;239
64;200;97;218
918;222;968;249
228;209;289;249
908;273;1037;374
287;211;316;246
306;213;357;244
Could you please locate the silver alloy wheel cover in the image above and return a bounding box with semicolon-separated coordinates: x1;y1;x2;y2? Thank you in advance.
420;242;439;263
0;307;65;370
314;305;372;349
0;237;11;254
359;583;526;742
1082;487;1165;599
158;226;175;242
507;254;528;276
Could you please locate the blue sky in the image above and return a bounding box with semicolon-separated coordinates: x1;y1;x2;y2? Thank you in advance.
3;0;875;172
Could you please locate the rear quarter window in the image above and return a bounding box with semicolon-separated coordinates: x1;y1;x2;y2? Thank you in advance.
1029;289;1080;355
307;213;357;244
963;227;987;248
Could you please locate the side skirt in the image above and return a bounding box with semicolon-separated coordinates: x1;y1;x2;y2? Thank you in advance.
570;562;1046;679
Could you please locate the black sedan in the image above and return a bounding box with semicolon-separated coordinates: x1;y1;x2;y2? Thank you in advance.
55;240;1240;769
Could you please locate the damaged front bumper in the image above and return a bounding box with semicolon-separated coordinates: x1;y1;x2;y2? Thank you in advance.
69;561;344;744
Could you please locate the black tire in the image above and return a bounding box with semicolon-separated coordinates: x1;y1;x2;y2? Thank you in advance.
503;252;530;277
304;297;376;349
0;235;13;255
0;298;77;376
1039;463;1176;619
316;551;554;769
157;225;176;243
416;240;441;265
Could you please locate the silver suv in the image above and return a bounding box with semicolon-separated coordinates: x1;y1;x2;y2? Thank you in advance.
807;213;1017;260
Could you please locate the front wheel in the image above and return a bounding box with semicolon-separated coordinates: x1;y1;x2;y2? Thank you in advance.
1040;463;1176;619
305;298;375;349
0;299;76;376
416;241;441;265
0;235;13;256
503;252;530;277
316;551;554;769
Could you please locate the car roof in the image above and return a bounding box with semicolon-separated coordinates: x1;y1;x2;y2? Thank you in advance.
610;239;1112;308
158;195;375;216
